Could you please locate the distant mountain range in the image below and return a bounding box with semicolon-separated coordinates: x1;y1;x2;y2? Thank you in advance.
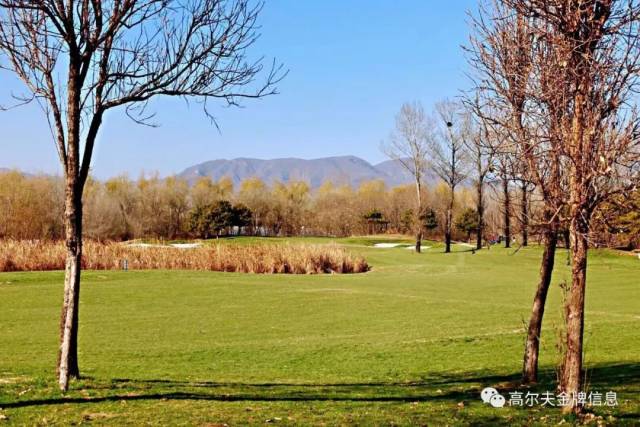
2;156;438;188
178;156;433;189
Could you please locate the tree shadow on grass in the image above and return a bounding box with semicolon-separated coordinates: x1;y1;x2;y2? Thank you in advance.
1;362;638;422
109;370;524;389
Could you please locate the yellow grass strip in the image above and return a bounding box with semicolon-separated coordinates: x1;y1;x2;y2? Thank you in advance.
0;240;369;274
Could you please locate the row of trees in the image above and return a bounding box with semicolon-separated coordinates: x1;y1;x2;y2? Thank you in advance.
382;1;640;414
1;170;520;242
465;0;640;414
4;166;636;249
383;98;534;255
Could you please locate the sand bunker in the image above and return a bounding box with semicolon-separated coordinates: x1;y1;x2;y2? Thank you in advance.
373;243;405;248
126;242;202;249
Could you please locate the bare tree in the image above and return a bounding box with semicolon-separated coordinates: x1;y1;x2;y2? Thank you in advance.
432;99;469;253
512;0;640;412
463;97;495;250
468;1;565;387
382;102;432;253
497;154;513;248
0;0;284;391
470;0;640;412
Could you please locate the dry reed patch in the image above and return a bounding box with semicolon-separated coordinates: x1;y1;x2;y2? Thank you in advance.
0;240;369;274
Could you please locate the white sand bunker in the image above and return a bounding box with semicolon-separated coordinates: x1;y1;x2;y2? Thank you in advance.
405;245;431;250
126;242;202;249
373;242;429;250
373;243;406;248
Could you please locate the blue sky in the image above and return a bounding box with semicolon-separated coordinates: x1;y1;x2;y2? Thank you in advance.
0;0;476;179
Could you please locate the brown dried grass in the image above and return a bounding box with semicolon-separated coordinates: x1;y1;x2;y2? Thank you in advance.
0;240;369;274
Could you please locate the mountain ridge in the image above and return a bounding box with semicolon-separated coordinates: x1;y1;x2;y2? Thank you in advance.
178;155;422;189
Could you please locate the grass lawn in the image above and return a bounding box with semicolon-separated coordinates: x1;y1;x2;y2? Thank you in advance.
0;238;638;425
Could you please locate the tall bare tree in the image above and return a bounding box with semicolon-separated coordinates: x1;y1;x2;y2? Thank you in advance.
513;0;640;412
468;1;565;387
519;39;567;384
0;0;283;391
463;97;495;250
497;154;513;248
470;0;640;413
382;102;432;253
432;99;469;253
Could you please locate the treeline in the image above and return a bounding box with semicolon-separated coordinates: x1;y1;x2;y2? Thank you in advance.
2;170;637;248
1;170;511;242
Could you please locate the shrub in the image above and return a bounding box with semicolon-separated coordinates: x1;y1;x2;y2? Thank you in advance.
0;240;369;274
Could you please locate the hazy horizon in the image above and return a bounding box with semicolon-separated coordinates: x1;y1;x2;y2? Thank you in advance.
1;153;406;179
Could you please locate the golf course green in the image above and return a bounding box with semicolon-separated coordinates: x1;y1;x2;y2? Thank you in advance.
0;238;638;425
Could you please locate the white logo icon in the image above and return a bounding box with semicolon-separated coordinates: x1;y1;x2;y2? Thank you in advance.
481;387;498;403
490;394;506;408
481;387;505;408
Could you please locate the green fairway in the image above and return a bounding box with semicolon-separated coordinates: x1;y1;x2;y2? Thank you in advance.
0;238;638;425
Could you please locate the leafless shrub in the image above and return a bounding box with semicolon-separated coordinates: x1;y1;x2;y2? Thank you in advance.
0;240;369;274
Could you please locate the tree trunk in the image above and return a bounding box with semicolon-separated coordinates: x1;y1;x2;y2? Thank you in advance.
57;181;83;391
476;178;484;250
415;179;423;253
561;214;589;414
444;185;455;253
445;226;451;253
445;205;452;253
522;213;558;384
57;63;85;392
503;177;511;248
521;183;528;247
563;228;571;265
